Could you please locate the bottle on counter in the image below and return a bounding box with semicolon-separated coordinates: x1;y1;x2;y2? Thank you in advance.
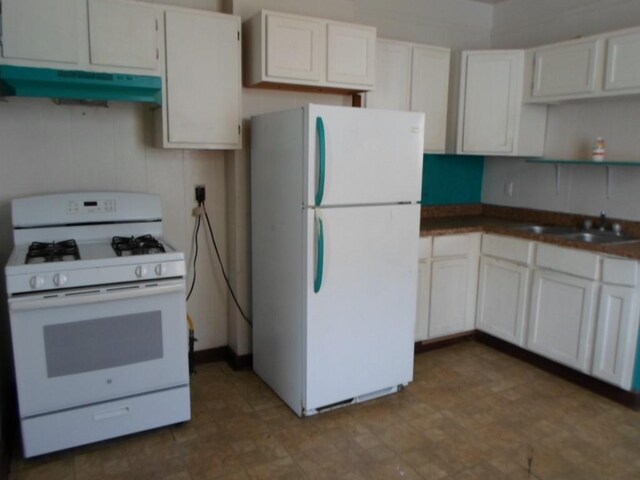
592;137;605;162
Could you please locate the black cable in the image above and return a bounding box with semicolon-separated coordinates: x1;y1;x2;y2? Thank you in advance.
186;213;200;301
202;203;252;326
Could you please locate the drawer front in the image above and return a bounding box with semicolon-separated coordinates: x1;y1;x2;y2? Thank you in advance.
418;237;432;259
536;244;600;279
602;257;638;286
432;234;470;258
482;234;532;264
21;386;190;458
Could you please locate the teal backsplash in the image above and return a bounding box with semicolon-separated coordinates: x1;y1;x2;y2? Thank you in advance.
421;154;484;205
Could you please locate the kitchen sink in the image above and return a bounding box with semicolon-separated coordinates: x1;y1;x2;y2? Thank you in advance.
511;224;578;235
560;231;640;245
511;224;640;245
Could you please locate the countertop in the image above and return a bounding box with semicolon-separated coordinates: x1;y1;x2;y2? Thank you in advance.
420;205;640;260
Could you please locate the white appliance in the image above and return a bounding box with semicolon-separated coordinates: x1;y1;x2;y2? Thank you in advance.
251;104;424;416
4;192;190;457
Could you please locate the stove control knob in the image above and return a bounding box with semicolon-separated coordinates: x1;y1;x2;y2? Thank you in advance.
155;264;166;276
29;275;45;289
135;266;147;278
53;273;68;287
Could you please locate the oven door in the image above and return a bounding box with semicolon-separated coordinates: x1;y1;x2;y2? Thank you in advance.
9;279;188;418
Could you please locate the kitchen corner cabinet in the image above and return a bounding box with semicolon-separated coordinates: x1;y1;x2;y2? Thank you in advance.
456;50;547;157
592;258;640;389
415;234;480;342
527;245;599;372
0;0;160;74
155;8;241;150
476;235;532;347
366;39;450;153
243;10;375;92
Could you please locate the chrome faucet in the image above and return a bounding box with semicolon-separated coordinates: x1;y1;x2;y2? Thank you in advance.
599;211;607;231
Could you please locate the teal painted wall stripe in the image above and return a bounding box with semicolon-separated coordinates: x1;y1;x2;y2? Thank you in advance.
421;154;484;205
633;325;640;391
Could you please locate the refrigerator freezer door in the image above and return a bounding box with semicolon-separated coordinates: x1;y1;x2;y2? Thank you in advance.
306;105;424;207
304;204;420;413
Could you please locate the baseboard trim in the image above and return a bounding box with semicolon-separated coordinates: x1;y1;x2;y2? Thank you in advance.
414;331;475;354
192;346;252;371
475;332;640;411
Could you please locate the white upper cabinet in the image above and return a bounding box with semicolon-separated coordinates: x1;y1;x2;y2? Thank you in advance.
88;0;159;71
411;46;450;153
531;38;601;99
1;0;81;64
0;0;161;74
265;14;323;82
525;26;640;103
365;39;450;153
457;50;547;157
156;8;241;150
244;10;376;91
604;30;640;92
326;23;375;87
365;40;411;111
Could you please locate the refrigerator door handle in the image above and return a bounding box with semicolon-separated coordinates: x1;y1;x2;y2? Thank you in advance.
314;213;324;293
315;117;326;206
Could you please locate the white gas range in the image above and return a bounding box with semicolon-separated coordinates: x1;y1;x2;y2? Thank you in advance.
4;192;191;458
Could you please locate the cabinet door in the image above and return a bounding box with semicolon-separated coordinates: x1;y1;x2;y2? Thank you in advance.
532;39;601;98
88;0;158;71
428;257;470;338
460;52;521;154
592;285;639;389
365;40;411;110
605;31;640;92
327;23;375;87
164;11;241;148
411;46;450;153
415;258;431;342
265;14;323;82
476;257;529;346
527;270;596;372
1;0;80;64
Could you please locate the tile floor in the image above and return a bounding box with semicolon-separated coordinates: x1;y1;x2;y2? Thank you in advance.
8;341;640;480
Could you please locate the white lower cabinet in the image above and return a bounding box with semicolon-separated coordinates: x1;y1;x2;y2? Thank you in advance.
415;234;480;342
527;269;597;372
476;257;529;346
591;257;640;390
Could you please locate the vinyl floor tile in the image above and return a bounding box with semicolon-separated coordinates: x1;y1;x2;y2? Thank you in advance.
8;342;640;480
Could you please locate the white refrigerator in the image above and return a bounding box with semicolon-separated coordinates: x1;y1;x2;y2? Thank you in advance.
251;104;424;416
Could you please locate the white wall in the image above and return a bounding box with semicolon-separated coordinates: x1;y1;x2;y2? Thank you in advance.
484;0;640;220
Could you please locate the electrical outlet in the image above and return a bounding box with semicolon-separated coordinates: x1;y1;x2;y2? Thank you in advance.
195;185;206;204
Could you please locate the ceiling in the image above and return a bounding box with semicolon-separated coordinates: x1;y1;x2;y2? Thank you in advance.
470;0;509;4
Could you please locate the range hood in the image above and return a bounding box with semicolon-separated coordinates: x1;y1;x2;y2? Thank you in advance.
0;66;162;104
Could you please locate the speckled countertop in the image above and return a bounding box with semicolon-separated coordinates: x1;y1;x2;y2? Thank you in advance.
420;204;640;260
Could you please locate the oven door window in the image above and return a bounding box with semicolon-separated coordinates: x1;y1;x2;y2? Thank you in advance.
44;311;163;378
9;280;188;417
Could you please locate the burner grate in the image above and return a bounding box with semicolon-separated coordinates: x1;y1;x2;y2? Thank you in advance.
26;240;80;264
112;235;166;256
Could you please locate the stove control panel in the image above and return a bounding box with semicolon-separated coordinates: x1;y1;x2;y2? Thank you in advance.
67;199;116;214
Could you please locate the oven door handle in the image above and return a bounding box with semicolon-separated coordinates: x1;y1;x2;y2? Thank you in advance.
9;281;185;312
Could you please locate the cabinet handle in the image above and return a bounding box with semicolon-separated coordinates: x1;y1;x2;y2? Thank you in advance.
314;214;324;293
315;117;325;206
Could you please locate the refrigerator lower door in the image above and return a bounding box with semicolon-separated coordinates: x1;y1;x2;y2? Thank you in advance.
304;204;420;414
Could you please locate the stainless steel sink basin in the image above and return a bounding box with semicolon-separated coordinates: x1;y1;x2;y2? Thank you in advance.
511;225;578;235
510;224;640;245
560;231;640;245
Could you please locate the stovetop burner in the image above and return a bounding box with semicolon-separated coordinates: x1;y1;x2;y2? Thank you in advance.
26;240;81;264
112;235;166;257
